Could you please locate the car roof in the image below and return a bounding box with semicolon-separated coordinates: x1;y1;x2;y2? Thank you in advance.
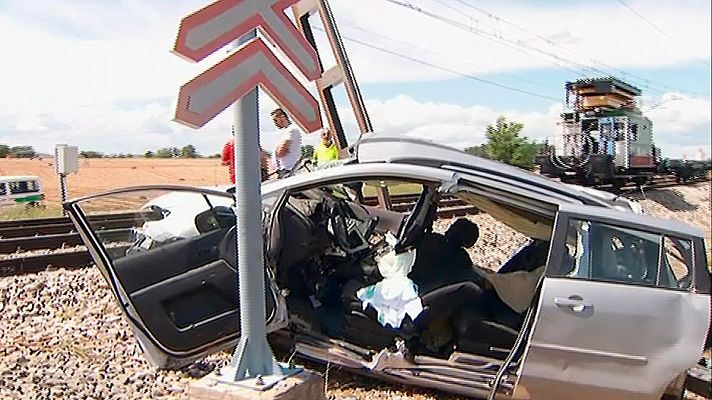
354;134;639;210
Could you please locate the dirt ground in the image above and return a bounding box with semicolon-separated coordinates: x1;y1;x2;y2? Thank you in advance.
0;160;710;399
0;158;233;204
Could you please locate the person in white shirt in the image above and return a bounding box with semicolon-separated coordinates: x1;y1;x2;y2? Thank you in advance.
270;108;303;178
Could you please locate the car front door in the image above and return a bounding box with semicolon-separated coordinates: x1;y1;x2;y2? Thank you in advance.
516;204;710;400
65;186;286;369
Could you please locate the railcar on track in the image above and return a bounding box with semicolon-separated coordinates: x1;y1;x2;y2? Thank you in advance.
536;77;710;188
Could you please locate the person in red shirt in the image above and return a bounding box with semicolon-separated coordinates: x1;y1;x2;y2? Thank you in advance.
222;126;271;184
221;136;236;184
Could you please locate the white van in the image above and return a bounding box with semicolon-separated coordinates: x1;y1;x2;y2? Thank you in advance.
0;176;45;206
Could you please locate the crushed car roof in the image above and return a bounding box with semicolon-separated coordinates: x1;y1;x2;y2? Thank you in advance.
354;134;642;211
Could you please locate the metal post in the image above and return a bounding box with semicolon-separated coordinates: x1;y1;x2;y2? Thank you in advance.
59;173;68;216
217;32;300;390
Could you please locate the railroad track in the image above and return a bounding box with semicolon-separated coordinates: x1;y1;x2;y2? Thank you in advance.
592;174;709;194
0;194;476;276
1;192;708;398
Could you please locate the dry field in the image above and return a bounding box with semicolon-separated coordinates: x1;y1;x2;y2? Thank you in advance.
0;158;233;205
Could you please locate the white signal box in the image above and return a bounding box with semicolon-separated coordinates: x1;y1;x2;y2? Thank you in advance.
54;144;79;175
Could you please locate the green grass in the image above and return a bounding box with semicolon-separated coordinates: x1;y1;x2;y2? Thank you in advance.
0;204;63;221
362;182;422;197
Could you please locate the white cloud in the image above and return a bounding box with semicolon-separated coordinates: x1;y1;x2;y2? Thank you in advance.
645;93;712;133
2;89;708;159
0;0;709;160
1;0;709;113
351;93;708;159
644;93;712;159
2;93;323;157
330;0;712;84
362;95;563;149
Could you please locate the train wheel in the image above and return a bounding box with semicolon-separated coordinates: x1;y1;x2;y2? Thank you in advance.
633;177;648;188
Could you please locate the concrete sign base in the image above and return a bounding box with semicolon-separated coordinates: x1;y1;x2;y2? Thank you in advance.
188;369;326;400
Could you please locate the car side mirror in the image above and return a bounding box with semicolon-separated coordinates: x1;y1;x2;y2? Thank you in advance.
195;206;235;233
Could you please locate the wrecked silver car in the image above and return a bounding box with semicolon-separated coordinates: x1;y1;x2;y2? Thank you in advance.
65;136;710;400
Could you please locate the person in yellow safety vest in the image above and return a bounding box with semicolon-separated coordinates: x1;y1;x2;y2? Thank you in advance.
313;128;340;166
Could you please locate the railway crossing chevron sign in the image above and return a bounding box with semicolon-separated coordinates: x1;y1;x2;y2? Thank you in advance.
173;0;323;132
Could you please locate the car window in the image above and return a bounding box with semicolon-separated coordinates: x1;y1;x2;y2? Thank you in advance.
659;236;693;290
0;183;6;196
362;180;422;199
75;189;234;262
8;180;40;194
555;219;693;290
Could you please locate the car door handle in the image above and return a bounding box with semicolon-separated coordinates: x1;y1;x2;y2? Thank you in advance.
554;296;592;312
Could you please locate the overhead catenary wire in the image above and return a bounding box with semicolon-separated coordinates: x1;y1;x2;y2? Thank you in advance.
614;0;711;68
392;0;666;93
313;26;561;102
340;20;561;93
381;0;596;80
384;0;709;97
453;0;710;95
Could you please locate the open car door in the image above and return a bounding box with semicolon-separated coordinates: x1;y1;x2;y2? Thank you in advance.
65;186;286;369
515;203;710;400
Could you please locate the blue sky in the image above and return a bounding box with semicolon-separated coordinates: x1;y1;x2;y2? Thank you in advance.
0;0;709;159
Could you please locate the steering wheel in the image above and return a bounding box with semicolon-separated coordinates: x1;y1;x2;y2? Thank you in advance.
394;188;438;253
327;199;373;255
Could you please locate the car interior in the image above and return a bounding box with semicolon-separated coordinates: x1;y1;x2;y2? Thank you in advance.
76;183;556;365
78;191;276;355
266;179;555;362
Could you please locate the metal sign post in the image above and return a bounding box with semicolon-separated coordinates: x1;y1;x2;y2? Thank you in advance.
54;144;79;215
221;84;292;388
172;0;323;390
212;31;298;389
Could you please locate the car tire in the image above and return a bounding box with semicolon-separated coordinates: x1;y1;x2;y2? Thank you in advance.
660;372;687;400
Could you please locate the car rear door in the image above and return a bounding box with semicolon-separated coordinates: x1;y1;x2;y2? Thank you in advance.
516;203;711;400
65;186;286;369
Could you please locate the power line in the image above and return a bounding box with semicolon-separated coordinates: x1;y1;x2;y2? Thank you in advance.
429;0;471;19
614;0;711;68
454;0;710;96
340;20;561;93
313;26;561;102
381;0;618;83
385;0;708;97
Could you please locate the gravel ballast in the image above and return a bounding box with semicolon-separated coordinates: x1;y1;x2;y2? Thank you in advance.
1;183;709;400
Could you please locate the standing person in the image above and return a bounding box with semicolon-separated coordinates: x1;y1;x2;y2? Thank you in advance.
221;130;235;184
313;128;340;167
224;126;272;183
259;146;270;182
270;108;302;178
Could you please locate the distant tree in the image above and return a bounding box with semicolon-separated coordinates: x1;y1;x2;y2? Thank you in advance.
144;151;154;158
155;148;174;158
0;144;10;158
301;144;314;159
10;146;36;158
463;144;488;158
80;151;104;158
483;116;540;170
171;147;180;158
207;153;221;159
180;144;199;158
